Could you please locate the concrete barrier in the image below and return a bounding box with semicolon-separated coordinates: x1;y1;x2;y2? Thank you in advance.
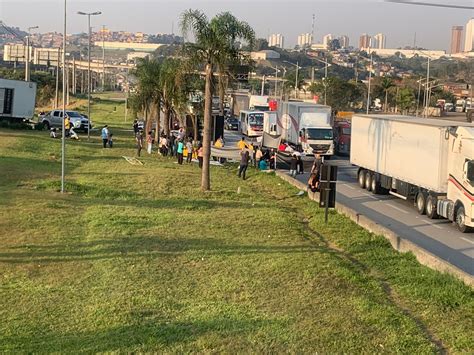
275;170;474;287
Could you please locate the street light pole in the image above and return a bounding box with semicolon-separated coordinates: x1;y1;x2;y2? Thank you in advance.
425;56;430;117
366;51;373;115
78;11;102;141
295;61;299;99
25;26;39;82
61;0;67;193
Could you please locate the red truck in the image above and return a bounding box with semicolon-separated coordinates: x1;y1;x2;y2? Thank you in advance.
334;120;351;156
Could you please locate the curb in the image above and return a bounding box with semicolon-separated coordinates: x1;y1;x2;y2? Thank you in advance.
275;170;474;287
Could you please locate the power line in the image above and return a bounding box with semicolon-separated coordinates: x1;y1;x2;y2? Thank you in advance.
385;0;474;10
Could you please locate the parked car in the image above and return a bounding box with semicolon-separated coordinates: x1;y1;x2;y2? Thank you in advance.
40;110;91;132
225;117;239;130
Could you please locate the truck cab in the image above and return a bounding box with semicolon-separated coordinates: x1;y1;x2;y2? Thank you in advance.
334;121;351;156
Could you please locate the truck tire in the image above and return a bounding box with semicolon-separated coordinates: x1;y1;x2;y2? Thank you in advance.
467;109;473;123
365;172;372;192
358;170;367;189
455;206;472;233
415;192;426;215
371;176;381;194
426;195;439;219
43;121;50;130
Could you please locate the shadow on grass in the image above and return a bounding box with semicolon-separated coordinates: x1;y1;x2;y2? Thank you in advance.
0;236;322;264
1;317;281;352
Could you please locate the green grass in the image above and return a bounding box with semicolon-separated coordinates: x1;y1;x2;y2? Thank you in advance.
0;99;473;352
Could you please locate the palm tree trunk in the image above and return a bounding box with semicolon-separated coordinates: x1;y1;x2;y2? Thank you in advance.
164;106;171;137
145;103;152;139
201;63;213;191
219;73;225;116
193;114;198;141
155;101;161;144
384;90;388;113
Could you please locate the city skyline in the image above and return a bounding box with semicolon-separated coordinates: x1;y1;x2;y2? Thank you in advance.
1;0;472;51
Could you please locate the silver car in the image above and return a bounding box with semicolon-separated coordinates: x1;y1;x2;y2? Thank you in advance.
41;110;91;132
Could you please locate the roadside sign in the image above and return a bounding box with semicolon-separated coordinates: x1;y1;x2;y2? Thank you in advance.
319;164;338;222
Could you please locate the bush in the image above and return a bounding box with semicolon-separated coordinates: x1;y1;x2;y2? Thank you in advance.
0;120;32;130
34;122;46;131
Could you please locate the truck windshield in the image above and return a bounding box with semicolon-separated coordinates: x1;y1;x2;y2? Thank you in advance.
66;111;82;118
467;160;474;184
306;128;333;140
248;113;263;126
342;127;351;135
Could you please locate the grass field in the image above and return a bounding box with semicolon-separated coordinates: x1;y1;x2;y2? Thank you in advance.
0;99;473;352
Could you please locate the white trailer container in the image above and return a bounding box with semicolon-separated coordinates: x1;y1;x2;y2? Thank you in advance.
278;102;334;156
0;79;37;121
351;114;474;232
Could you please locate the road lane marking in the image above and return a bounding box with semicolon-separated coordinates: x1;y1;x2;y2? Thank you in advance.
386;203;409;214
424;221;444;230
460;237;474;245
342;184;356;190
361;192;378;200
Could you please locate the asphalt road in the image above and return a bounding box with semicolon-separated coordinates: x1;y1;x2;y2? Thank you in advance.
223;128;474;275
294;159;474;276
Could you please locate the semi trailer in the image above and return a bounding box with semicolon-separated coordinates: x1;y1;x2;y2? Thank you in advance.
351;114;474;232
0;78;37;121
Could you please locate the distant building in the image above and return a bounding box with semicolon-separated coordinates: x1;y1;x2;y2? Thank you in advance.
268;33;284;48
367;48;446;59
322;34;333;49
359;34;371;49
451;26;463;54
465;18;474;52
127;51;150;62
250;50;281;61
94;41;162;52
297;33;312;48
339;35;349;48
373;33;386;49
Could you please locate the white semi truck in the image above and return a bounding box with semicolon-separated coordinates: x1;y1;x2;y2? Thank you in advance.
351;114;474;232
278;102;334;157
0;79;37;121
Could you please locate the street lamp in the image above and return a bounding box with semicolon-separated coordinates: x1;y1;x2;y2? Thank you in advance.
366;49;374;114
78;10;102;141
61;0;67;193
267;65;281;98
283;60;301;99
25;25;39;82
312;57;332;105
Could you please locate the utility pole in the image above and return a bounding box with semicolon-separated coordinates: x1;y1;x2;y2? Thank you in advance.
25;25;39;81
261;75;265;96
366;51;373;115
102;24;105;91
295;61;299;99
424;56;430;117
416;76;422;117
55;47;60;108
78;11;102;140
61;0;67;193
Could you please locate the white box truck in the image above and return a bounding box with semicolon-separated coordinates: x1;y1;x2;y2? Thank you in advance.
278;102;334;156
351;114;474;232
0;79;37;121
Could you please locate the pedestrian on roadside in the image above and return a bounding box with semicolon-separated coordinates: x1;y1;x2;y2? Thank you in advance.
238;148;250;180
136;130;143;157
296;154;304;174
133;120;139;136
237;137;246;150
186;138;193;163
177;139;184;165
108;133;114;148
147;131;153;154
255;147;263;169
64;114;71;137
160;135;168;156
169;134;176;156
311;153;323;176
101;125;109;148
289;154;298;177
197;144;203;168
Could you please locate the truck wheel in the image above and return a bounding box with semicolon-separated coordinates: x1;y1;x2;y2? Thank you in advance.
371;176;381;194
358;170;366;189
415;192;426;215
426;195;439;219
43;121;50;130
455;206;472;233
365;172;372;192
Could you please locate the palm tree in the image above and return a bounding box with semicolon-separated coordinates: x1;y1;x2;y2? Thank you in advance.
380;77;395;113
131;57;162;142
181;10;255;191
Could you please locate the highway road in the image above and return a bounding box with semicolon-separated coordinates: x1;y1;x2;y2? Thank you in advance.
223;128;474;276
294;159;474;276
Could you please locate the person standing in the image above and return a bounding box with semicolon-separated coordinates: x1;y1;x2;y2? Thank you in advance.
169;134;176;156
133;120;139;136
101;125;109;148
238;148;250;180
108;133;113;148
177;139;184;165
136;130;144;157
289;154;298;177
237;137;246;150
186;139;193;164
146;131;153;154
64;114;71;137
311;153;323;176
255;147;263;169
197;144;203;168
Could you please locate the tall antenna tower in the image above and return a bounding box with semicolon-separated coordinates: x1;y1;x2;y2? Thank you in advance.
311;14;315;44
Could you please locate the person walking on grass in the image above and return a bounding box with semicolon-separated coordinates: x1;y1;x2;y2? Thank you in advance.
255;147;263;169
133;120;139;136
238;148;250;180
101;125;109;148
136;130;144;157
64;114;71;137
177;139;184;165
198;144;203;168
108;133;113;148
186;138;193;164
146;131;153;154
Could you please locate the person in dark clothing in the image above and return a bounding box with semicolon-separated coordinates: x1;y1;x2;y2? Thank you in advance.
311;153;323;175
297;155;304;174
289;154;298;177
169;134;176;156
133;120;139;135
136;131;144;157
238;149;250;180
308;173;320;192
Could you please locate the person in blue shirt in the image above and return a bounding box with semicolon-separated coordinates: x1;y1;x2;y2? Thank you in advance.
101;125;109;148
259;159;268;171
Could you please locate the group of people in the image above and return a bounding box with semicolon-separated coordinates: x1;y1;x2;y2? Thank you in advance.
236;137;276;180
49;114;79;140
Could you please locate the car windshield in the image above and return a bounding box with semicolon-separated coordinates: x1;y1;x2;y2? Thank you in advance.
248;113;263;126
66;111;82;118
342;127;351;135
229;118;238;123
306;128;333;140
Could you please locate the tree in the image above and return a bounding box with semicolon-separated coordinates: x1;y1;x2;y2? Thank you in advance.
328;39;341;52
397;87;415;114
308;77;364;110
181;9;255;191
380;77;395;112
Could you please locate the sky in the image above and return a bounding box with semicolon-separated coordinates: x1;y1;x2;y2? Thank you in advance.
1;0;472;51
